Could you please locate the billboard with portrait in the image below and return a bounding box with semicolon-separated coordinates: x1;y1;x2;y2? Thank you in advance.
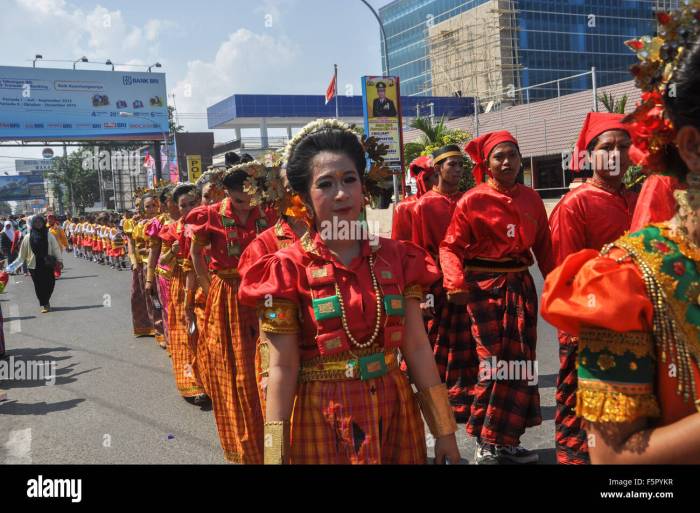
361;76;403;168
0;66;169;141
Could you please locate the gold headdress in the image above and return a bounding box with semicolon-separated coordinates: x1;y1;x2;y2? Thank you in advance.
624;1;700;172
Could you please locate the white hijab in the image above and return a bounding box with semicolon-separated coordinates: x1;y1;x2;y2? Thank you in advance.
3;221;14;241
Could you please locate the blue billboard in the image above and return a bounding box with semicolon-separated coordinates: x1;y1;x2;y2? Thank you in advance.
0;66;169;141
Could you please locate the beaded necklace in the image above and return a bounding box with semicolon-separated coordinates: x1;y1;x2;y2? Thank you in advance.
333;253;383;349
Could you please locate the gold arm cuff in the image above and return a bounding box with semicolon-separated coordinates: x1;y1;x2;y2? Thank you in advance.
258;299;301;334
446;289;468;303
264;421;290;465
416;383;457;438
404;283;424;301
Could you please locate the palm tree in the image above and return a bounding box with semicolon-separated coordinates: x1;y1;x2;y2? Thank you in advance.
411;116;451;146
598;92;628;114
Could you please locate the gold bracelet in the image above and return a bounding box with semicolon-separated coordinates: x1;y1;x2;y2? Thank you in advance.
146;266;156;283
264;420;290;465
415;384;457;438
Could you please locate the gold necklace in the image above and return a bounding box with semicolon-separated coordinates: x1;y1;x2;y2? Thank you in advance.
334;253;383;349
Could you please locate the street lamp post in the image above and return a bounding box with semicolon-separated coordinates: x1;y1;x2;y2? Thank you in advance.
359;0;391;74
148;62;162;72
33;54;43;68
359;0;400;206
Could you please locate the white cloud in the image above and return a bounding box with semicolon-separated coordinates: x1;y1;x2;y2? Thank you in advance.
172;28;301;136
4;0;172;69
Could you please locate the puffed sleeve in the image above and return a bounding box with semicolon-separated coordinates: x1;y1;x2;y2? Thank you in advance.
158;223;177;244
238;252;302;334
439;197;472;293
144;217;163;247
238;237;269;277
630;174;681;232
542;249;660;423
122;219;133;235
186;205;211;247
396;240;441;300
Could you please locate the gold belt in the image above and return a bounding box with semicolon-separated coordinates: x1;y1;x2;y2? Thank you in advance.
215;268;240;279
299;349;398;383
156;267;173;278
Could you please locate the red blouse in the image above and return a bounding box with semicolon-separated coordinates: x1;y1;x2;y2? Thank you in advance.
186;198;278;271
439;181;554;292
549;181;637;265
158;218;191;259
391;195;417;242
238;219;299;277
410;188;464;259
238;234;441;361
630;174;685;232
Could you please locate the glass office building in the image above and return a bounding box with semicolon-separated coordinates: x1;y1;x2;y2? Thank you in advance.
379;0;679;98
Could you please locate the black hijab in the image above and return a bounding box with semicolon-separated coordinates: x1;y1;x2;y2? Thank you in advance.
29;215;49;262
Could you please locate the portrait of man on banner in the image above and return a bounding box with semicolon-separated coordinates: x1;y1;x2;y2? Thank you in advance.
369;79;398;118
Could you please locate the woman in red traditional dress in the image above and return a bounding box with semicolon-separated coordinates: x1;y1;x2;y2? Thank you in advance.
144;184;179;350
439;130;554;464
239;119;461;464
158;183;207;404
542;6;700;463
548;112;637;464
189;162;277;464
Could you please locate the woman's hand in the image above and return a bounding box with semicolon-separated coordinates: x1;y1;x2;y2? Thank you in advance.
170;241;180;255
145;280;153;294
434;434;461;464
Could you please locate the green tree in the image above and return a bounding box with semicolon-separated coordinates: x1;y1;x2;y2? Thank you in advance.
405;116;475;192
47;149;100;213
168;105;184;136
598;93;628;114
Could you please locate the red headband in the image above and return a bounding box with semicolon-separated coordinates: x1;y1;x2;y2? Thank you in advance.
465;130;518;184
571;112;629;172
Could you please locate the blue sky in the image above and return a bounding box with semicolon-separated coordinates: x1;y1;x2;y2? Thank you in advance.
0;0;386;164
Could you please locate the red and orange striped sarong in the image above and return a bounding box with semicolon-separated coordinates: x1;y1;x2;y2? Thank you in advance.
201;273;263;463
131;264;155;337
290;367;427;464
193;286;210;395
167;265;205;398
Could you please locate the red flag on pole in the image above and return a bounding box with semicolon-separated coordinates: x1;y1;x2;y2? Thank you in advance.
325;72;336;105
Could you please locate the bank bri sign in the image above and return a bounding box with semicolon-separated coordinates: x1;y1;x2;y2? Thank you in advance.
0;66;169;141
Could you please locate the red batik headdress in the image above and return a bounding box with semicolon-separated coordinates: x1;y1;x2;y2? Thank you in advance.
464;130;519;184
409;155;434;197
571;112;629;172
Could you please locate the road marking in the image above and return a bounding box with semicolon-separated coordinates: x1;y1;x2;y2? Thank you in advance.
5;428;33;464
9;303;21;334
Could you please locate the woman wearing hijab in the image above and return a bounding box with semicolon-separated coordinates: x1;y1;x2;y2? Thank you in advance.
7;215;63;313
0;220;17;265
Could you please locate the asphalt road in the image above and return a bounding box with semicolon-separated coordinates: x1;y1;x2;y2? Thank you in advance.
0;252;558;464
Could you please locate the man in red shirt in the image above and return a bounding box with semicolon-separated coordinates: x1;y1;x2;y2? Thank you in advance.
391;156;436;242
549;112;637;464
440;130;554;464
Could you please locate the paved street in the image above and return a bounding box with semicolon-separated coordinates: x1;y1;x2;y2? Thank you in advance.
0;252;558;464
